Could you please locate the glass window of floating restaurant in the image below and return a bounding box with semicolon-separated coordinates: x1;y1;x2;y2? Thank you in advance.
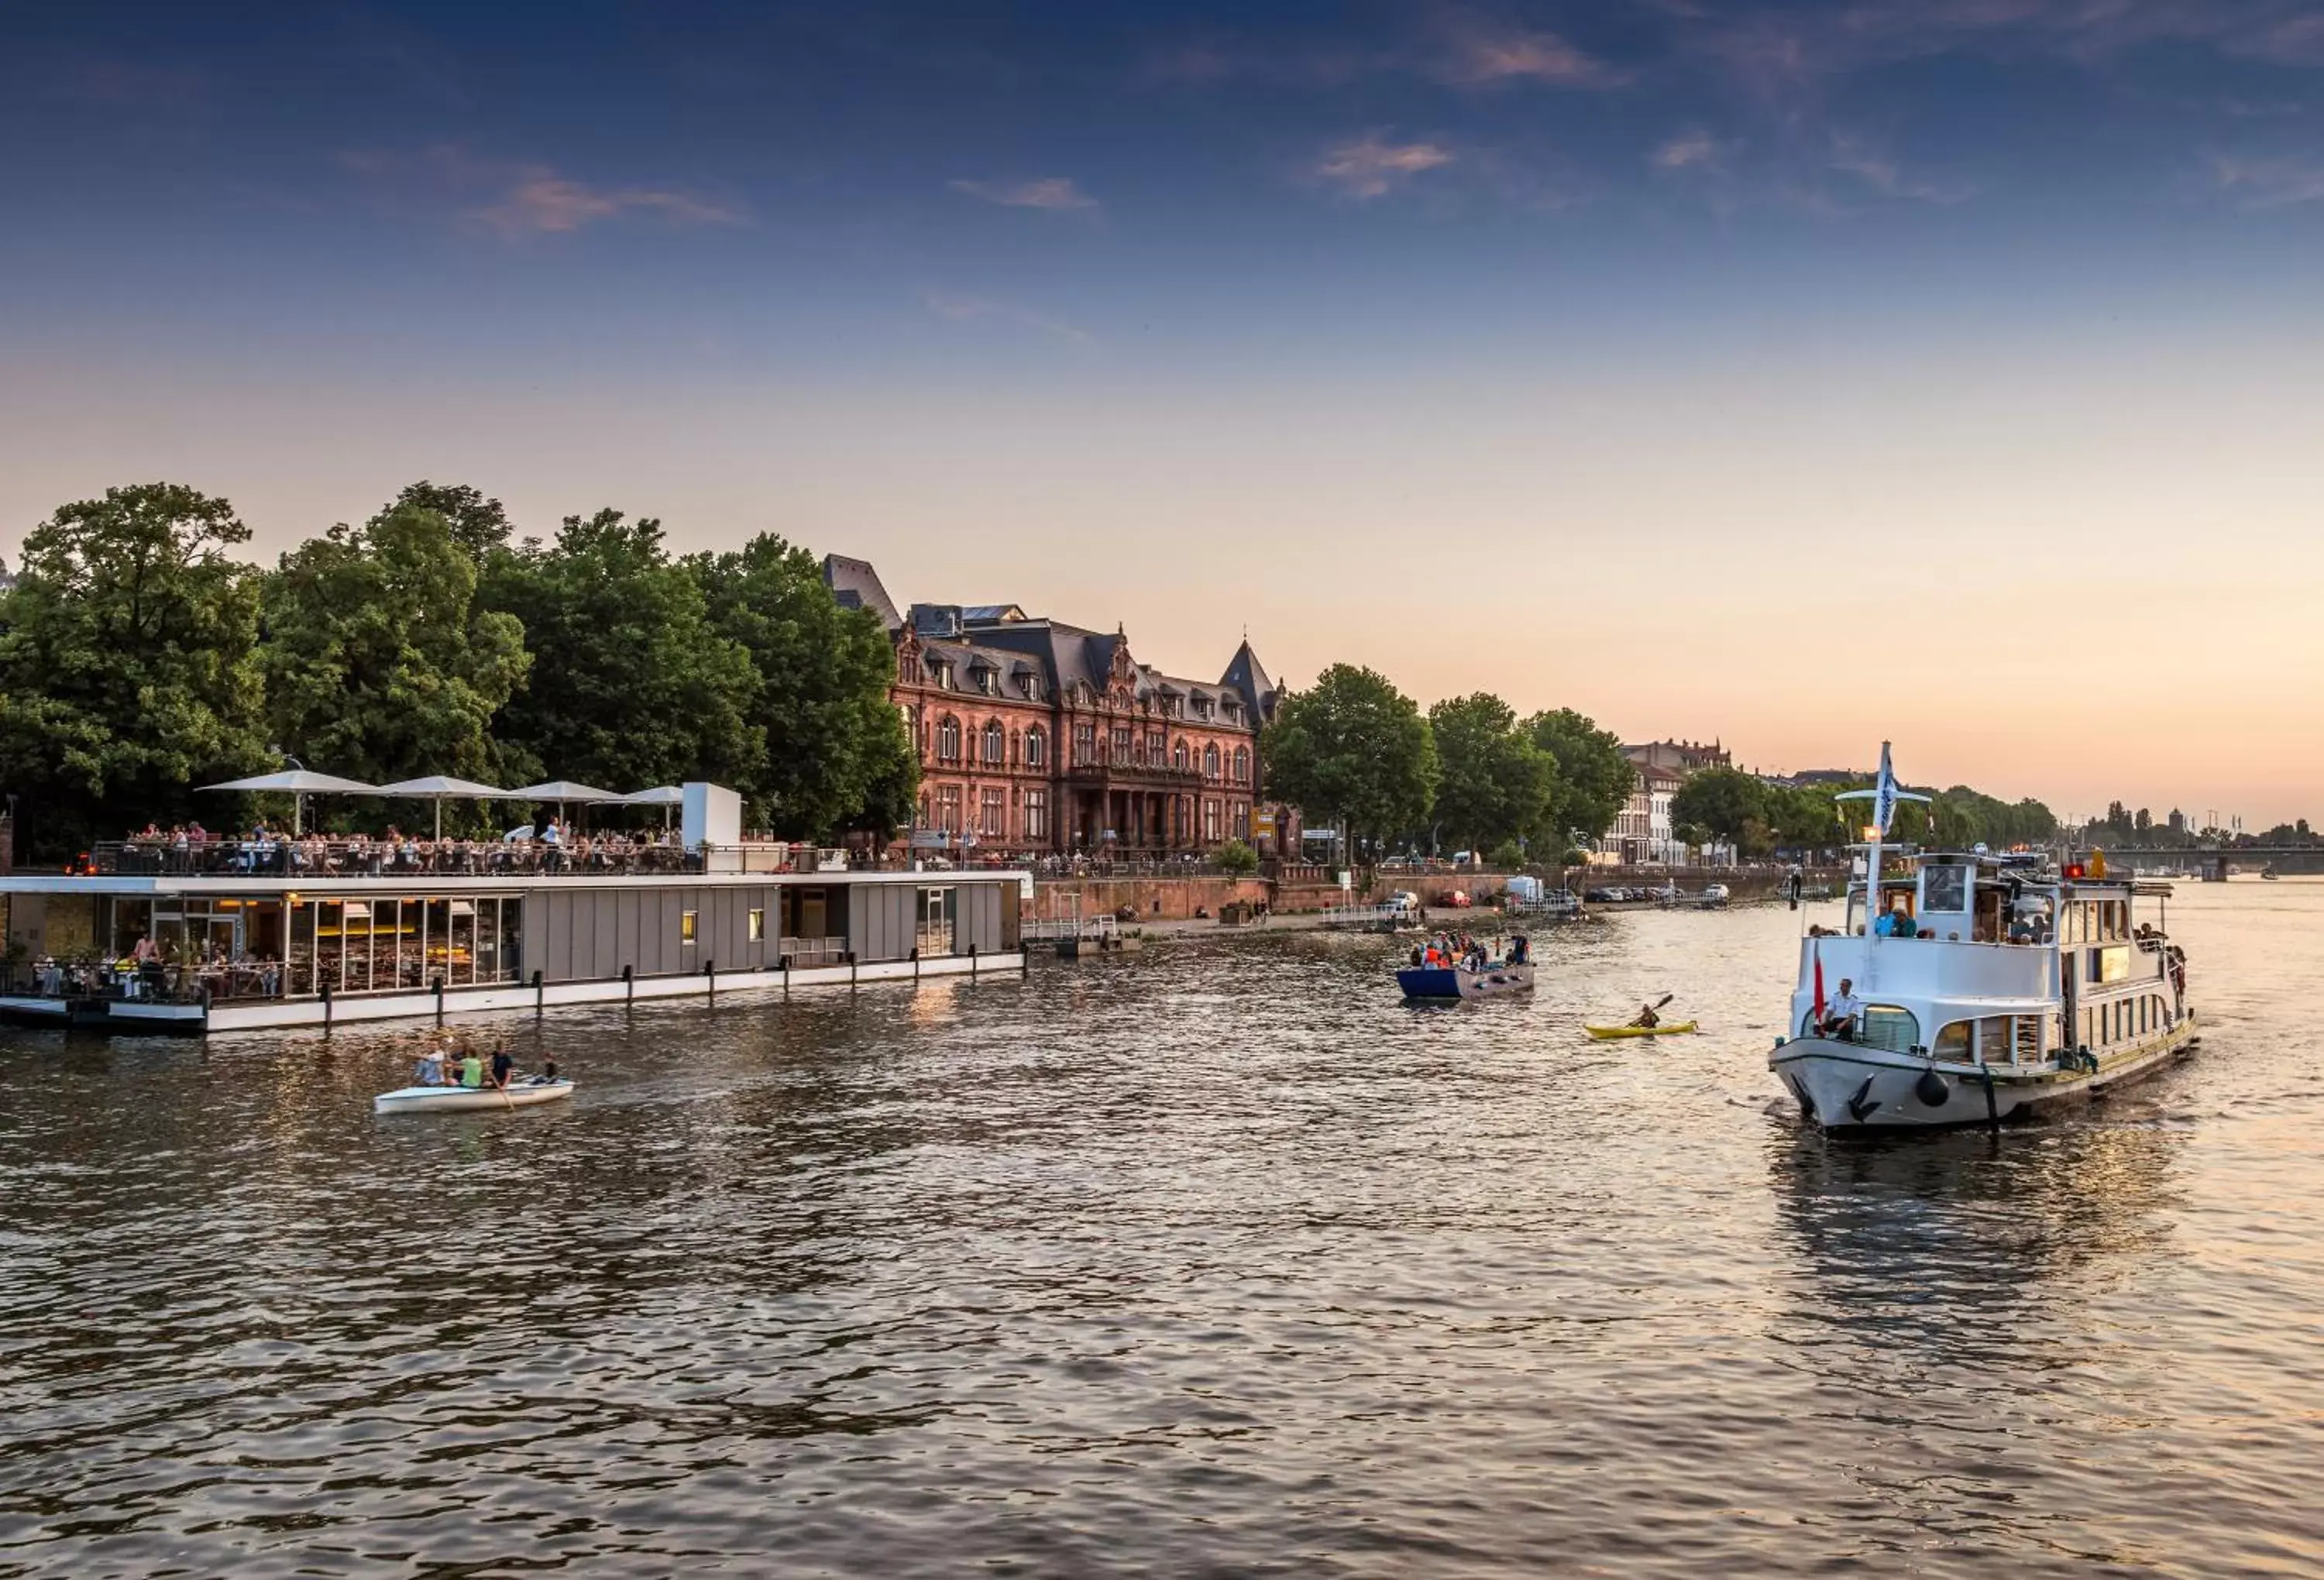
918;887;956;955
90;893;523;996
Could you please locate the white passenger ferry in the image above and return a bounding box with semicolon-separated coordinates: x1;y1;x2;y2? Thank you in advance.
1769;746;2199;1131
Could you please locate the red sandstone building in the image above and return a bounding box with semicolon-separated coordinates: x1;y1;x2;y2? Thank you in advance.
823;557;1296;860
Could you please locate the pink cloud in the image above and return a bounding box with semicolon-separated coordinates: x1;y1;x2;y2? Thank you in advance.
1311;136;1456;199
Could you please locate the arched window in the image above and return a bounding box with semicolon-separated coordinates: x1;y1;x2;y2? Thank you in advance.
1204;743;1220;781
1173;740;1188;771
1232;746;1250;785
1025;728;1047;768
938;716;961;761
983;720;1005;764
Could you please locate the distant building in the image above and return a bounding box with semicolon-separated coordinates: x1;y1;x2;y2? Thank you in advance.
1594;740;1733;865
821;557;1298;860
2168;808;2187;837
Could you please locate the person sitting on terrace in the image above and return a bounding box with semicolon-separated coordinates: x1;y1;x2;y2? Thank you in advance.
132;933;159;967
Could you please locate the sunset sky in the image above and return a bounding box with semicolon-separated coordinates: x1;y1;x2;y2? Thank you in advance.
4;2;2322;822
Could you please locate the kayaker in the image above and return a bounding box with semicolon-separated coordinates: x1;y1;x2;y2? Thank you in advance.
1629;1002;1661;1029
458;1045;486;1088
490;1042;515;1091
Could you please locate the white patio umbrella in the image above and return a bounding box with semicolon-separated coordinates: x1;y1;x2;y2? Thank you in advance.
621;785;683;830
509;780;621;836
372;775;523;840
200;770;383;836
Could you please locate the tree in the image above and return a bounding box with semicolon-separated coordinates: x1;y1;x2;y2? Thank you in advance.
687;533;916;840
1215;837;1260;876
479;510;762;794
0;483;269;855
1525;709;1633;844
260;503;531;795
1669;766;1769;852
1427;692;1559;856
1259;664;1437;860
387;480;512;562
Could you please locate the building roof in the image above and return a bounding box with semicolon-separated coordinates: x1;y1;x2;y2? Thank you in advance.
820;555;902;633
1220;640;1278;723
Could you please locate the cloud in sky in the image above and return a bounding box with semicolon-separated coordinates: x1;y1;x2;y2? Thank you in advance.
948;176;1099;211
342;145;744;235
1653;130;1725;171
922;290;1092;345
1825;133;1974;205
2214;154;2324;207
1432;22;1625;88
1310;135;1456;199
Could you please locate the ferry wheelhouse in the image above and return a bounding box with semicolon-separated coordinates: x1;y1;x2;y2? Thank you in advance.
1769;749;2198;1130
0;783;1026;1036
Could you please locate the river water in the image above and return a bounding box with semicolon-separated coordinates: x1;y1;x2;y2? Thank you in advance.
2;881;2320;1578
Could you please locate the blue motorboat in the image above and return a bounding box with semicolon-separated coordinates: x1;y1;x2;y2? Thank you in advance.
1396;961;1535;1001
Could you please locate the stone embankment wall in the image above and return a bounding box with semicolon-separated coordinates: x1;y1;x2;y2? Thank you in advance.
1033;871;1514;923
1031;865;1848;922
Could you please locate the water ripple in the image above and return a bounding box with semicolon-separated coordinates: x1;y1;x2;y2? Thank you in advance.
0;884;2316;1577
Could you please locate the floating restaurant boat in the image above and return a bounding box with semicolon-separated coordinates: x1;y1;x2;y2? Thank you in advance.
1769;745;2198;1131
373;1078;575;1115
0;781;1028;1036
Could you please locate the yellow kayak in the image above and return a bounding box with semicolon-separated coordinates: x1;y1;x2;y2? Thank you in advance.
1583;1020;1699;1039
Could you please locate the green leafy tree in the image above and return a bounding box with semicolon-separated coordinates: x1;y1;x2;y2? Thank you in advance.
1214;836;1260;876
260;503;531;795
387;480;512;562
1260;664;1438;860
688;533;916;840
1669;766;1769;852
0;483;269;855
1525;709;1633;844
479;510;762;794
1427;692;1559;855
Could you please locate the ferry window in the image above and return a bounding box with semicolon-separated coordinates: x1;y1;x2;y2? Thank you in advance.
1933;1020;1972;1060
748;908;765;942
1923;865;1968;913
1858;1005;1921;1054
1978;1015;2013;1061
681;909;698;946
2091;945;2130;984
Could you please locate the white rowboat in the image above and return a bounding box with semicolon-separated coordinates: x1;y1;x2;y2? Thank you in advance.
373;1079;575;1115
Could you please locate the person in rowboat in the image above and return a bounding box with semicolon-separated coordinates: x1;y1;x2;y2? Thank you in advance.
412;1043;449;1087
457;1043;486;1089
490;1041;515;1091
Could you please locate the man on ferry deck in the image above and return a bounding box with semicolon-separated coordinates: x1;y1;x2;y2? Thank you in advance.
1820;979;1864;1041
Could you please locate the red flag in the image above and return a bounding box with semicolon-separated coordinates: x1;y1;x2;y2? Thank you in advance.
1811;938;1827;1025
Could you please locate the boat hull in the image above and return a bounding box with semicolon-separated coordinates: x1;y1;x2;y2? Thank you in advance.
1397;963;1535;1001
373;1079;575;1115
1769;1018;2199;1131
1584;1021;1699;1039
